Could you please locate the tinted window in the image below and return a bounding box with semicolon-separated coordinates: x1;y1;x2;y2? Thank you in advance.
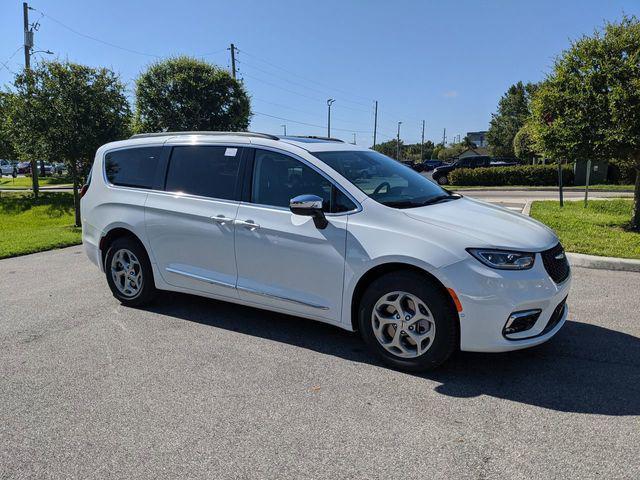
165;146;241;200
105;147;162;189
251;150;355;213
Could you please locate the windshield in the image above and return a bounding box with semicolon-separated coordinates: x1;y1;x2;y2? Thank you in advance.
312;150;456;208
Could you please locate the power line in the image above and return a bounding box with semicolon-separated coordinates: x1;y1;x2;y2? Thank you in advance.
31;7;228;60
0;46;22;75
237;48;374;105
253;111;383;135
252;97;374;129
238;58;373;114
33;8;163;58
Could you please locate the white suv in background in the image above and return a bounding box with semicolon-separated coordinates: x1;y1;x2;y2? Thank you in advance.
81;132;571;371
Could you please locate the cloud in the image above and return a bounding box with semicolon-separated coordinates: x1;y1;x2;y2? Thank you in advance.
443;90;458;98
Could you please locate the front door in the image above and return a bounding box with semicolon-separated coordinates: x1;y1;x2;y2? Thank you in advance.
145;145;244;298
234;148;356;323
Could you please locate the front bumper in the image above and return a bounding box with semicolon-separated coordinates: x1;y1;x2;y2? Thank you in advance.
440;254;571;353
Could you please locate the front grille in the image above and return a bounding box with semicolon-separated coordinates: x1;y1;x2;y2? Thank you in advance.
541;243;570;283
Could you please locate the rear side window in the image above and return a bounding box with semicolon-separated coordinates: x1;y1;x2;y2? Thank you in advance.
104;147;162;189
165;146;241;200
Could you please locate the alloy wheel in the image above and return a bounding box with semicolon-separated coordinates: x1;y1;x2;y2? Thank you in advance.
110;248;143;298
371;291;436;358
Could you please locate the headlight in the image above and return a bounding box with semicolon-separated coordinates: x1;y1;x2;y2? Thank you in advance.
467;248;535;270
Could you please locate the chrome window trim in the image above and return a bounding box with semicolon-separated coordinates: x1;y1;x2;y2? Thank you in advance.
247;145;362;217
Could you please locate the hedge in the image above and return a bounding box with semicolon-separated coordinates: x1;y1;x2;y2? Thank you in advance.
449;164;575;186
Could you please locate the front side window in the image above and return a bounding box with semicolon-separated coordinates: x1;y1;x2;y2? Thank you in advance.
165;146;241;200
251;149;356;213
105;147;162;189
313;150;453;209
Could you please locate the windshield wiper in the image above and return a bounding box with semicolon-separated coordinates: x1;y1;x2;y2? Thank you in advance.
418;194;462;206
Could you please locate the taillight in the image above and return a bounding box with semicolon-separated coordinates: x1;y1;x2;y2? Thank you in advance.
79;183;89;198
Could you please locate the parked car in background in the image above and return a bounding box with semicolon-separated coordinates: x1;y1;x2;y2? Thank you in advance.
0;159;15;176
82;132;571;372
432;156;517;185
17;161;55;176
52;162;67;175
419;160;443;172
16;162;31;174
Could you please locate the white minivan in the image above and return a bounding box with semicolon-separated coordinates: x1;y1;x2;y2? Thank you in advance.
81;132;571;371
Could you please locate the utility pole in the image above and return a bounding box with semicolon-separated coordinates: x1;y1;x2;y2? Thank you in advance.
352;133;356;145
229;43;237;79
372;100;378;148
442;128;446;146
326;99;335;137
420;120;425;161
281;124;287;136
23;2;39;198
396;122;402;160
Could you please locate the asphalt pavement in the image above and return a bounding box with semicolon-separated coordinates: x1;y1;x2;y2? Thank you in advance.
1;246;639;479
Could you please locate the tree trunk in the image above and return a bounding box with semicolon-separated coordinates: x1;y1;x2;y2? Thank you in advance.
29;159;39;200
632;164;640;231
71;161;81;227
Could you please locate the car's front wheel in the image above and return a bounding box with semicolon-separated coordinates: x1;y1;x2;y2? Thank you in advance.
437;175;449;185
358;271;458;371
104;237;157;307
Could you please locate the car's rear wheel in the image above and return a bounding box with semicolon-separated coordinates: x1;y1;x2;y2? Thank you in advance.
437;175;449;185
104;237;157;307
358;271;458;371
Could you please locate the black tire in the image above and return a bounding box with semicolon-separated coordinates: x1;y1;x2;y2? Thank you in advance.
358;271;458;371
437;175;449;185
104;236;157;307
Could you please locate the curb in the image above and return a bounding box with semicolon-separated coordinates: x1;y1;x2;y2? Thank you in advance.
522;199;639;273
567;252;640;273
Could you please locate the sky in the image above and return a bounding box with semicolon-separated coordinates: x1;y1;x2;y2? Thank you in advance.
1;0;638;146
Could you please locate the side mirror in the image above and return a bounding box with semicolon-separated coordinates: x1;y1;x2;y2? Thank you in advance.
289;194;328;229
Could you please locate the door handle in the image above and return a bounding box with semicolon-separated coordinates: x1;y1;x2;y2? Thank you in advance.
212;215;234;224
234;219;260;230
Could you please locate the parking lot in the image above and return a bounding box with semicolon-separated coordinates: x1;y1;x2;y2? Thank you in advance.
1;246;639;479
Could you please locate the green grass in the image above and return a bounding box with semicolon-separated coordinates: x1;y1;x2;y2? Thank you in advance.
0;192;81;259
530;199;640;259
0;176;73;189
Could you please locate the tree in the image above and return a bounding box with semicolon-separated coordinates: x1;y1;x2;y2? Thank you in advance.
134;56;251;133
373;139;403;160
487;81;537;157
0;92;17;161
530;15;640;229
7;61;131;225
437;143;467;161
513;123;539;163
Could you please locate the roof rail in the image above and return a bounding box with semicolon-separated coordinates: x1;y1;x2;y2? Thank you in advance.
286;135;345;143
130;131;280;140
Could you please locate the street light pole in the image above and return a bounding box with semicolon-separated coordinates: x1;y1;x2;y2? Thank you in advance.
396;121;402;160
327;99;335;137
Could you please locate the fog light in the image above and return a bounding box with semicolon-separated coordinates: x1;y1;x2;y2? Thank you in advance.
503;309;542;337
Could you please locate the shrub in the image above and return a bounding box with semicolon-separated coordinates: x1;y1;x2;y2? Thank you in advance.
449;164;574;186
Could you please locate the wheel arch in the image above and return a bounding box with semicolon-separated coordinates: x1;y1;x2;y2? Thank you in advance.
99;226;147;269
349;262;460;335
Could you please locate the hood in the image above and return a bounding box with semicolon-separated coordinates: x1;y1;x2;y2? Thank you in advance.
403;197;557;251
